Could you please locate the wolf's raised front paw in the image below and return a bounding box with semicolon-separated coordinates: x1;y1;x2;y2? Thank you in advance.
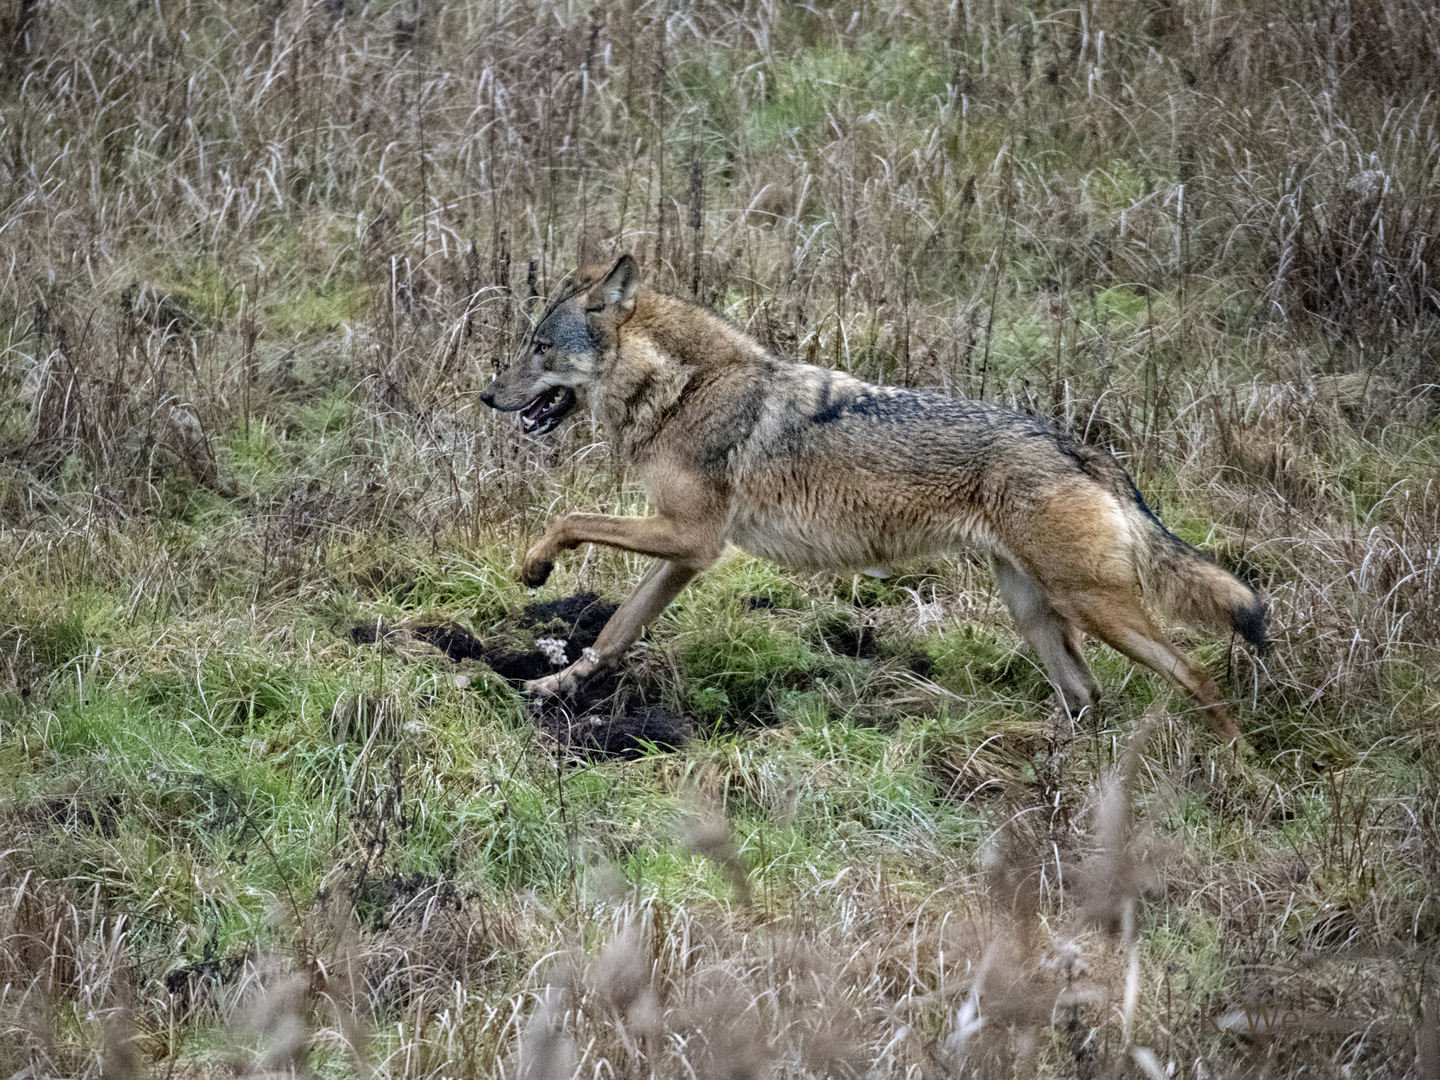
521;550;554;588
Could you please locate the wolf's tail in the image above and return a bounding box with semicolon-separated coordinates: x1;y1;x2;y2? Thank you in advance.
1134;516;1266;651
1079;447;1267;651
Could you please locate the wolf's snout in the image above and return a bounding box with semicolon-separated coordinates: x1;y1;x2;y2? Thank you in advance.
480;389;496;408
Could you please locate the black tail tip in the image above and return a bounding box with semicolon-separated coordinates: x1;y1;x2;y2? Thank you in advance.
1232;598;1268;654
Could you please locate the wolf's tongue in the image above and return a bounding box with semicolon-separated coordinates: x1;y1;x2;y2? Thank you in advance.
520;387;564;431
523;389;557;423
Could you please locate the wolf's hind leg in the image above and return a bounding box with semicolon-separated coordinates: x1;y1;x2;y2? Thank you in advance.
1071;591;1243;746
525;558;705;698
991;555;1100;719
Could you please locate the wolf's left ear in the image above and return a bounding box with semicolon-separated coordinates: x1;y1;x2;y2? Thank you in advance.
588;254;640;321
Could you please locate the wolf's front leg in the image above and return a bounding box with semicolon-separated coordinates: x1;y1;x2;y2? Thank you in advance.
525;558;706;698
521;511;723;588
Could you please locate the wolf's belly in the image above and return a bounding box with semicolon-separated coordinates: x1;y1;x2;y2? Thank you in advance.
726;507;979;572
727;513;872;570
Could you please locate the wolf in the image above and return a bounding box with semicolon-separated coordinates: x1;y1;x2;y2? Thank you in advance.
480;256;1266;744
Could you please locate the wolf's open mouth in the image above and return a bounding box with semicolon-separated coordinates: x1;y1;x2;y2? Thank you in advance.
519;386;577;436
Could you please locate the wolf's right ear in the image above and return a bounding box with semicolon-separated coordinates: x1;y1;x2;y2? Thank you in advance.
588;255;640;321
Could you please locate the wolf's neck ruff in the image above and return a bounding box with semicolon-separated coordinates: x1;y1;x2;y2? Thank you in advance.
590;290;766;463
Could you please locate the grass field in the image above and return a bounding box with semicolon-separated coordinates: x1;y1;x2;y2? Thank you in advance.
2;0;1439;1076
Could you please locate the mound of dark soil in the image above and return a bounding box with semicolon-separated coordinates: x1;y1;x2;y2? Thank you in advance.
815;617;935;676
350;594;689;754
538;705;692;760
353;591;623;687
412;622;560;683
904;650;936;678
39;792;123;837
164;953;246;1008
820;619;882;660
522;591;618;645
348;622;403;646
408;623;486;661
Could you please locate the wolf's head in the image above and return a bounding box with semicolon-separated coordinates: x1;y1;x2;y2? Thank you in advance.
479;255;640;435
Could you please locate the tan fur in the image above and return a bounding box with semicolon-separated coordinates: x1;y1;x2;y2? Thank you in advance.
482;256;1266;746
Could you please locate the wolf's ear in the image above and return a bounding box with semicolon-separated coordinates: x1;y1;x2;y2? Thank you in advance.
588;254;640;321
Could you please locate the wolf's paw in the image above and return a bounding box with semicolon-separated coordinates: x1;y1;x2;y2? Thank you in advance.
524;652;603;699
523;672;567;698
521;552;554;588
